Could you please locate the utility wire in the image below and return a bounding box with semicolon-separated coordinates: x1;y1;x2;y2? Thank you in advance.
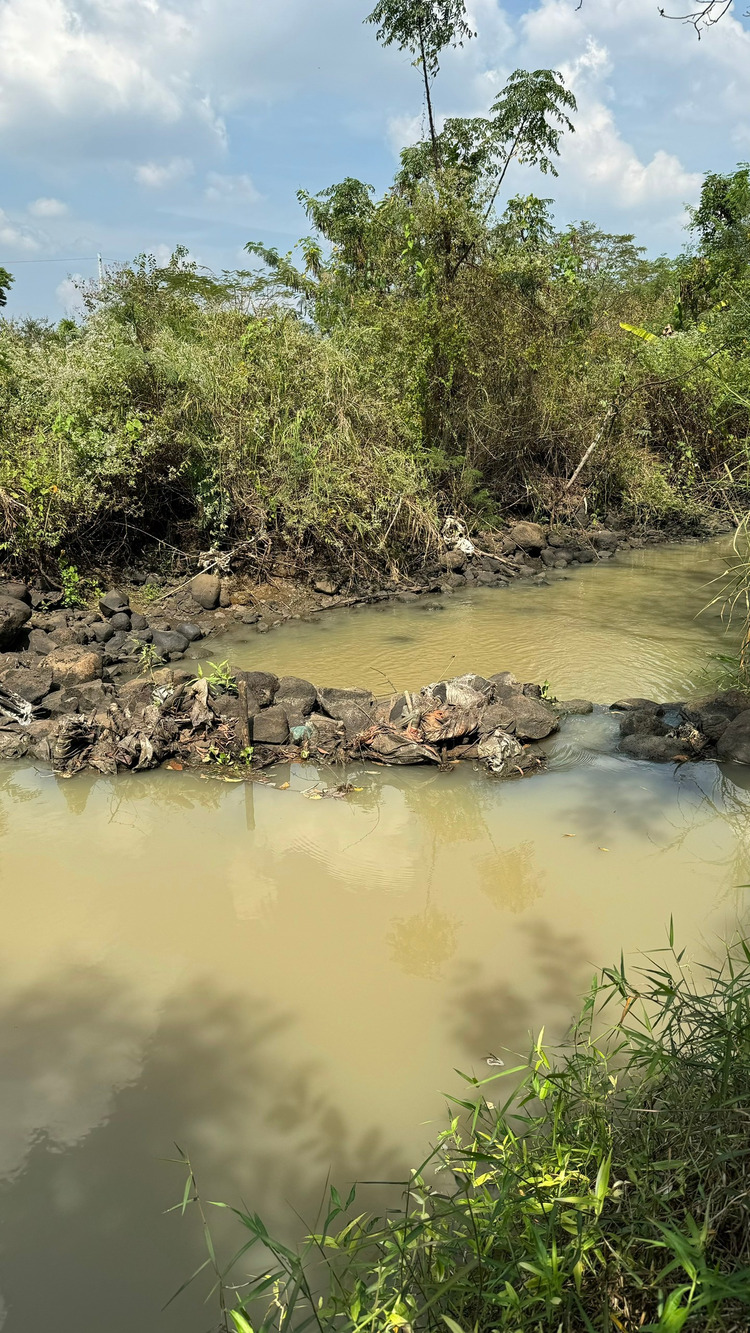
0;255;125;265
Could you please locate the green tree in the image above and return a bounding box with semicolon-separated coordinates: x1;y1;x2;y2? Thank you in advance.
366;0;475;168
0;267;13;308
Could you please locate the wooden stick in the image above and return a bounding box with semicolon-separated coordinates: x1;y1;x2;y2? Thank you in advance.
237;678;251;750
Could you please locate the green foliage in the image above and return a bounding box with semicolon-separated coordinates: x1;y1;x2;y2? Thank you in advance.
0;267;12;309
59;558;85;608
366;0;474;80
196;660;238;695
186;937;750;1333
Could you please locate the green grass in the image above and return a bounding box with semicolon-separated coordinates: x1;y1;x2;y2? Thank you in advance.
177;932;750;1332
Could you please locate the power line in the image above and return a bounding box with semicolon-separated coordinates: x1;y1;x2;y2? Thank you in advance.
0;255;125;265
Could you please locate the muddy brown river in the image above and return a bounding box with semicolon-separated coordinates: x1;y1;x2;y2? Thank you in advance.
1;537;749;1331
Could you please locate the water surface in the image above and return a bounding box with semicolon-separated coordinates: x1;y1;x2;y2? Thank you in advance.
0;536;748;1332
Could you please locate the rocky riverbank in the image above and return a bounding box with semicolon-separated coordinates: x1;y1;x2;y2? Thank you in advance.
0;568;748;778
2;512;730;652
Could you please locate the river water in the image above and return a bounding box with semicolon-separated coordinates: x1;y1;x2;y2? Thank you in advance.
1;537;749;1331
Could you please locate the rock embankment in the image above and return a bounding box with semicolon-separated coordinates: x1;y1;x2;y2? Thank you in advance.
0;578;749;779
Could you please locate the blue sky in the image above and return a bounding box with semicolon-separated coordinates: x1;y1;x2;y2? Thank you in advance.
1;0;749;317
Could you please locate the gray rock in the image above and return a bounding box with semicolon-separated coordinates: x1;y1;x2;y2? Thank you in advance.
441;573;466;589
509;521;546;554
252;705;289;745
219;583;232;609
28;628;53;655
176;622;203;643
99;590;130;618
540;548;558;567
151;629;189;657
440;549;467;572
109;612;131;632
476;570;500;586
9;667;53;704
620;709;669;738
717;710;750;764
610;698;663;713
240;610;260;625
489;671;523;700
477;554;507;574
620;735;687;762
130;612;149;631
0;595;32;649
501;693;558;741
317;685;374;735
556;699;594;715
0;581;30;604
276;676;317;717
190;573;221;610
41;689;80;715
592;528;618;551
238;671;279;710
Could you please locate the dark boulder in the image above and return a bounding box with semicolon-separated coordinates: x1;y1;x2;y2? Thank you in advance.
489;671;523;699
276;676;317;717
317;685;374;734
176;623;203;643
151;629;189;657
109;612;131;632
0;595;31;649
252;705;289;745
717;710;750;764
620;735;687;762
492;693;558;741
619;709;669;738
556;699;594;714
0;581;30;604
130;612;149;632
27;628;53;655
611;698;663;713
41;689;80;715
9;667;53;704
99;590;130;618
238;671;279;710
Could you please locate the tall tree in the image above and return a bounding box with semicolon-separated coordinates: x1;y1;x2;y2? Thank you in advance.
0;267;13;308
366;0;475;168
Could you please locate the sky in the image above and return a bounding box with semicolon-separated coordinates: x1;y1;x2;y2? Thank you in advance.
1;0;749;318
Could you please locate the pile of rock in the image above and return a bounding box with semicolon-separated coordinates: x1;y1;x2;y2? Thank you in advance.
613;691;750;765
435;521;636;591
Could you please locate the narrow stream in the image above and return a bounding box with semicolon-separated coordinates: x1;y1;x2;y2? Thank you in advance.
0;536;748;1332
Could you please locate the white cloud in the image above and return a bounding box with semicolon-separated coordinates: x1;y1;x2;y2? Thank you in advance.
135;157;194;187
28;196;68;217
0;208;42;251
55;274;85;314
204;171;261;204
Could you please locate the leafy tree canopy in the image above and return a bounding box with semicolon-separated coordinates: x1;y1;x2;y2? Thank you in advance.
366;0;474;78
0;267;13;308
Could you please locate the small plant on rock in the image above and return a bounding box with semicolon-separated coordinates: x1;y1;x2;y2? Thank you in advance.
196;661;238;695
59;558;85;609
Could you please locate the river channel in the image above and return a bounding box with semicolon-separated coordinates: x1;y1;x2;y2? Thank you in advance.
1;536;749;1331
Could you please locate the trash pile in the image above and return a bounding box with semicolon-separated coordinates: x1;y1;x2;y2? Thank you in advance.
0;662;564;779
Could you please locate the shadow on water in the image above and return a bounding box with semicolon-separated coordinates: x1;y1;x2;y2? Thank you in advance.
0;966;406;1333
